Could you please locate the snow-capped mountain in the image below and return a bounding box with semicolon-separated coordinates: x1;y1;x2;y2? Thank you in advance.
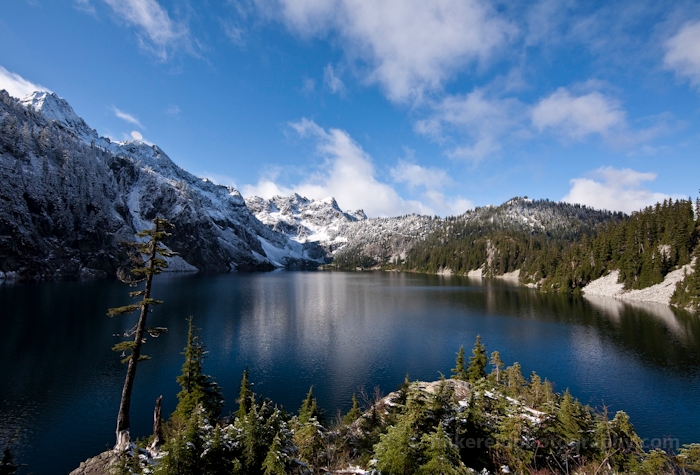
248;192;442;266
455;196;622;239
245;194;367;253
0;90;323;280
248;194;621;271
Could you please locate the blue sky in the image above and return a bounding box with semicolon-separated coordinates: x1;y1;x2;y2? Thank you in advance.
1;0;699;217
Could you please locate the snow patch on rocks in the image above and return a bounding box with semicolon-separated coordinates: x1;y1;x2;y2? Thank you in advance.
494;269;520;282
582;261;695;306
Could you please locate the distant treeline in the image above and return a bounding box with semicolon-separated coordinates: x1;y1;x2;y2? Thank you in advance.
335;198;700;311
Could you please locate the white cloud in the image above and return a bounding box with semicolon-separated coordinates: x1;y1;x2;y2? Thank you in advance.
222;21;245;46
112;106;144;128
260;0;515;102
390;160;472;216
664;20;700;90
562;167;678;214
415;89;525;162
243;119;438;217
323;64;345;95
130;130;143;140
0;66;51;99
423;190;473;217
201;173;238;189
301;77;316;94
532;87;625;140
390;160;451;190
165;105;181;116
103;0;187;59
74;0;97;16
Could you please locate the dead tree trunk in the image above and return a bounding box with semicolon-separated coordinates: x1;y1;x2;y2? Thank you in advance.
148;395;164;456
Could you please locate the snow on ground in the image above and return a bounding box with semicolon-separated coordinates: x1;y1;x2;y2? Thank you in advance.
494;269;520;282
582;261;695;306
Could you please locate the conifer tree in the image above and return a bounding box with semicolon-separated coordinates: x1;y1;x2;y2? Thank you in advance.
343;394;362;425
173;316;223;423
155;408;205;475
373;417;419;475
505;362;526;396
262;433;287;475
489;351;504;384
417;424;468;475
557;390;583;444
467;335;487;382
108;217;175;451
298;386;319;424
237;367;253;421
451;346;469;381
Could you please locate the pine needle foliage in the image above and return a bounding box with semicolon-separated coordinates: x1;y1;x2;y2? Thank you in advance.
450;346;468;381
298;386;320;424
467;335;487;382
237;367;253;421
172;316;223;424
108;217;176;450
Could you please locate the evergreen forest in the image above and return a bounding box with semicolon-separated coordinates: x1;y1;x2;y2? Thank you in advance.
398;198;700;311
109;332;700;475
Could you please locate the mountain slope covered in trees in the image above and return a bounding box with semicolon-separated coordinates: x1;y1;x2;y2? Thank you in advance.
401;197;700;310
401;198;624;276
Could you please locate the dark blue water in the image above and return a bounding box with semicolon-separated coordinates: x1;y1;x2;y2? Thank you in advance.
1;271;699;474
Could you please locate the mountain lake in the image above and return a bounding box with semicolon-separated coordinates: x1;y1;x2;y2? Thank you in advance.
1;271;699;474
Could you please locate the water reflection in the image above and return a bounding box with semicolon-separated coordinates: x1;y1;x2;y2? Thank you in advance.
0;272;699;475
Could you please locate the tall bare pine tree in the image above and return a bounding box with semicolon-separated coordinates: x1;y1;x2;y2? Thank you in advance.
108;217;175;451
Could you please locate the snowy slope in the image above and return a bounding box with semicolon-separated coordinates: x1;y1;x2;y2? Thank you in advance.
249;194;617;269
0;90;322;280
245;194;366;252
456;197;621;239
248;193;441;265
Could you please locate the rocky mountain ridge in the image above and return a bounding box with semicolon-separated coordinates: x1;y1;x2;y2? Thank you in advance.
0;90;323;280
245;193;366;254
0;88;627;282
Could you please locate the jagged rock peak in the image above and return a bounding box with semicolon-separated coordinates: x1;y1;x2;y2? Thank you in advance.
244;193;368;250
20;91;98;140
0;89;324;280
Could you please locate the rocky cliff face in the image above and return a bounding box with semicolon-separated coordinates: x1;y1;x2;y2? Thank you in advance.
247;192;441;265
245;193;366;254
0;90;322;281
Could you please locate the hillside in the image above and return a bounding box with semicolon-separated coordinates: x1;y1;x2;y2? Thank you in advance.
0;90;323;281
393;198;623;275
69;336;700;475
401;196;700;310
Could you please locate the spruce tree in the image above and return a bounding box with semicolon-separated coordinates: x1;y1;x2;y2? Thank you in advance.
262;433;287;475
237;367;253;421
489;350;504;384
505;362;526;396
467;335;487;382
557;390;583;444
298;386;319;424
417;424;468;475
343;393;362;425
451;346;469;381
108;217;175;451
173;316;223;423
373;417;419;475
